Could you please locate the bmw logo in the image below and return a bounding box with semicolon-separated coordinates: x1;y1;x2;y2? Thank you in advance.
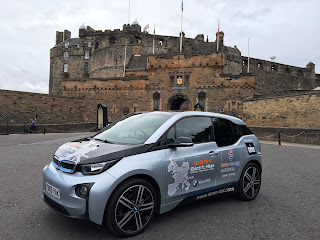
193;179;198;187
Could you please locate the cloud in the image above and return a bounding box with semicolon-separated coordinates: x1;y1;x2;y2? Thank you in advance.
0;0;319;95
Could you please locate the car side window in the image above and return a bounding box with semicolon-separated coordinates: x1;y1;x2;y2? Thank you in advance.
176;117;213;144
212;118;237;147
232;123;253;140
165;127;175;145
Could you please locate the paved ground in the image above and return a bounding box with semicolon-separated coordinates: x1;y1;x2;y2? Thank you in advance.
0;133;319;240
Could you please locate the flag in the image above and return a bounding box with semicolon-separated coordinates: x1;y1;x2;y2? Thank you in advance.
181;0;183;12
143;24;149;32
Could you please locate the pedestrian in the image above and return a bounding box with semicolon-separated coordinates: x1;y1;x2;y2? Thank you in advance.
30;118;37;132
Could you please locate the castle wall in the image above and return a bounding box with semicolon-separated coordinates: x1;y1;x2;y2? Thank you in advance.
240;57;317;95
243;91;320;128
0;90;91;125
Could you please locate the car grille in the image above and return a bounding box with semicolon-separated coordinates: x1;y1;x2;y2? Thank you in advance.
53;155;76;173
43;194;69;216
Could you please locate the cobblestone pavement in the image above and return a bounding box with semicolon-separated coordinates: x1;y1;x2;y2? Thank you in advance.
0;133;319;240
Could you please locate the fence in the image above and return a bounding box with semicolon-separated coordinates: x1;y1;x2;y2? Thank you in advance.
249;126;320;145
0;122;97;134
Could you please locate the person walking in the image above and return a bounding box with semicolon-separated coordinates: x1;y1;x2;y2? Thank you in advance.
30;118;37;133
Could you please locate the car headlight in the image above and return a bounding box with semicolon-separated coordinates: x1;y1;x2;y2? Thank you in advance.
79;159;120;175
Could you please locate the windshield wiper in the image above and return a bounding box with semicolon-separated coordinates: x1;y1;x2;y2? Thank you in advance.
93;138;112;143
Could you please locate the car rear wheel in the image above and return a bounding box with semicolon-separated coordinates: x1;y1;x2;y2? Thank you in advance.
105;178;157;237
237;162;261;201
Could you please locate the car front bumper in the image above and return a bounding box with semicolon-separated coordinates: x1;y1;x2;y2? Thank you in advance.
42;162;117;225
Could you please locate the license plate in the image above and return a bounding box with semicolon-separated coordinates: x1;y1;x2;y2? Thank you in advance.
46;182;60;199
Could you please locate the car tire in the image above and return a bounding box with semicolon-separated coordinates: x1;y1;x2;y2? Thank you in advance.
105;178;157;237
237;162;261;201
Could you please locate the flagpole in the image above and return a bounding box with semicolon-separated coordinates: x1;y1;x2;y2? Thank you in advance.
128;0;130;24
153;25;155;54
180;0;183;52
217;19;219;51
123;42;127;77
247;37;250;73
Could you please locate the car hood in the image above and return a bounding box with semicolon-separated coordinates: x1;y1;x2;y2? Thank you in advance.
54;138;145;165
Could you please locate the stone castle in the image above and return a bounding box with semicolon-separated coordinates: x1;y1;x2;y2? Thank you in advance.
49;21;319;125
1;20;319;134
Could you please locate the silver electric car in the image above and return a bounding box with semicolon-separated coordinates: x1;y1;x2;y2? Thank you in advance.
42;111;262;237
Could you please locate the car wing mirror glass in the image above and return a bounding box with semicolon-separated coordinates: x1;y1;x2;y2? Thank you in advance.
168;137;194;148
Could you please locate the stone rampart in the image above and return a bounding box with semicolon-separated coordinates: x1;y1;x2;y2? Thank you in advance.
243;91;320;128
0;90;93;126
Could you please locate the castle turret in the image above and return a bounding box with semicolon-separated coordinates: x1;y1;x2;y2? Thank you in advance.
63;30;71;41
55;31;63;45
131;19;141;32
216;31;224;51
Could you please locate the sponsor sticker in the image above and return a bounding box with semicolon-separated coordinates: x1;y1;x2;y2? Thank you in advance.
228;149;233;161
221;161;240;168
245;143;256;155
196;187;235;200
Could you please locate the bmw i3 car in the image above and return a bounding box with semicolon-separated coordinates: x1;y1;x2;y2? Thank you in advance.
42;111;262;237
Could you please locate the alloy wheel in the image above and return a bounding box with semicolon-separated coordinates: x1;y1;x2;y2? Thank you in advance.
115;185;154;233
242;166;261;199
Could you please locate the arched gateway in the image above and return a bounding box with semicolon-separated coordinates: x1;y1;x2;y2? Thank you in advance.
167;94;192;111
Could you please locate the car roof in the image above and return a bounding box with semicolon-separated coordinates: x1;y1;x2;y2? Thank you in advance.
144;111;246;144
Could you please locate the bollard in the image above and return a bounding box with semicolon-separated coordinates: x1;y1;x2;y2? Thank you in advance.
5;113;8;134
277;130;281;146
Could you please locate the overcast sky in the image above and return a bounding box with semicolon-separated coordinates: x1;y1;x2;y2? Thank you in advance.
1;0;319;94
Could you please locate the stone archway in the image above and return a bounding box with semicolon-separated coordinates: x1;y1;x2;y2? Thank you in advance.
167;93;192;111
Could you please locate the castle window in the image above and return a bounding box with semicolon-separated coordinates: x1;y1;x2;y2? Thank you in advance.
159;40;163;45
88;41;92;48
185;75;190;86
84;62;89;73
242;60;247;66
64;52;69;60
170;76;174;86
64;64;68;72
65;42;69;48
110;37;116;45
257;62;262;68
298;70;303;76
198;91;206;111
84;51;89;59
153;92;160;111
95;42;99;50
271;65;277;71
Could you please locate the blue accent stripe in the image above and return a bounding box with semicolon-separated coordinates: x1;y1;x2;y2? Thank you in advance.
186;183;233;198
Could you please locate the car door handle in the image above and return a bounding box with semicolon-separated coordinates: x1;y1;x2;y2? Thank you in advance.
209;151;219;156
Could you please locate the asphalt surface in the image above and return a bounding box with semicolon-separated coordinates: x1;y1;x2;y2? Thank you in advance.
0;133;319;240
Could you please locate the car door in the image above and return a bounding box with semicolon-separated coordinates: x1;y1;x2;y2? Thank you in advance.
164;117;221;204
212;118;242;186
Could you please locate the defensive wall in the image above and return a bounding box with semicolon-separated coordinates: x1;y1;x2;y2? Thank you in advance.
243;91;320;145
243;91;320;128
0;89;97;133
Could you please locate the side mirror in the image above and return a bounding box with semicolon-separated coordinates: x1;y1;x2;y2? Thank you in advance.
168;137;194;148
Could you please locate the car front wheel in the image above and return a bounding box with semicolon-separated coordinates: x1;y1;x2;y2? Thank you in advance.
237;162;261;201
105;178;157;237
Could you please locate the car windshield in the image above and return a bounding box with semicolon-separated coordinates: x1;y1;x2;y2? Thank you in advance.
93;112;173;144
